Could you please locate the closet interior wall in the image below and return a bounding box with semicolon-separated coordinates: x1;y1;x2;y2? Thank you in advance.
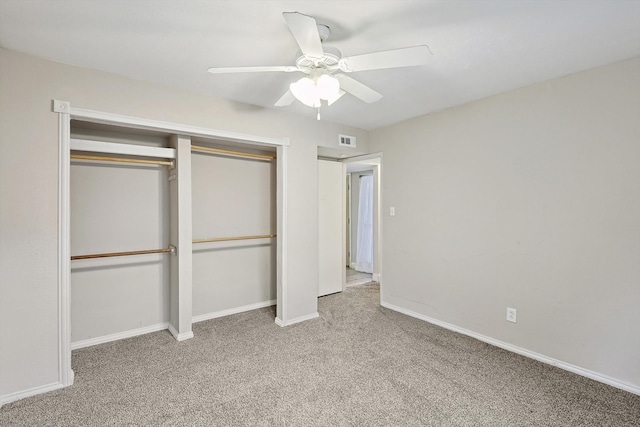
191;141;277;319
70;126;171;343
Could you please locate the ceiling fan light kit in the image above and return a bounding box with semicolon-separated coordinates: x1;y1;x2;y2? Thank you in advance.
207;11;432;117
290;73;341;108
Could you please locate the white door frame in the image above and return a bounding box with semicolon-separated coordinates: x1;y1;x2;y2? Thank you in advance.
345;173;352;269
53;100;289;389
342;153;383;296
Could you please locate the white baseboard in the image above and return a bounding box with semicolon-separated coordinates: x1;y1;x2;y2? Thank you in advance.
0;381;66;407
168;324;194;342
71;300;277;350
381;301;640;396
71;322;169;350
372;273;380;282
275;312;319;327
192;299;276;323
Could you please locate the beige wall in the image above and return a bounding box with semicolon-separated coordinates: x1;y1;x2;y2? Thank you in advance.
2;45;638;401
370;57;640;390
0;48;369;400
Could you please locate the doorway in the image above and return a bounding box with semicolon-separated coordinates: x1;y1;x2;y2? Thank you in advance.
346;172;373;286
343;153;382;290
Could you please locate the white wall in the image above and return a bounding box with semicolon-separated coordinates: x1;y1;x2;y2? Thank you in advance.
370;57;640;391
0;48;369;401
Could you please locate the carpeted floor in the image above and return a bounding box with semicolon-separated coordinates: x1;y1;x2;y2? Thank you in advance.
1;283;639;426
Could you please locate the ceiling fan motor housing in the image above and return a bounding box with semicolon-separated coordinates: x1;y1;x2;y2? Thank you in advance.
296;45;342;72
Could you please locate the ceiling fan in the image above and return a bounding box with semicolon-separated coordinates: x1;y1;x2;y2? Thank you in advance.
207;12;431;115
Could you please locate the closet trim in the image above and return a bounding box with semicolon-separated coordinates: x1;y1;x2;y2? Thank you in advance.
56;101;74;391
54;99;289;391
59;101;289;147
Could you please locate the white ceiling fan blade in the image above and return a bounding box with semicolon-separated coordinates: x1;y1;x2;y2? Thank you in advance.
327;89;345;106
207;66;298;74
335;74;382;103
339;45;431;72
283;12;324;59
274;89;295;107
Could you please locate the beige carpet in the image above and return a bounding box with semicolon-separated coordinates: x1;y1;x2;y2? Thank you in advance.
1;283;639;426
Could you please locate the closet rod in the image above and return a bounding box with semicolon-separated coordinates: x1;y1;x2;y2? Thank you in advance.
191;145;275;161
193;234;276;244
71;246;176;261
71;154;173;167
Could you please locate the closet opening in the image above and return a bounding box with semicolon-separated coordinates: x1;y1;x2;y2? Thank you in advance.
56;100;289;390
69;122;175;349
68;124;280;348
190;139;277;323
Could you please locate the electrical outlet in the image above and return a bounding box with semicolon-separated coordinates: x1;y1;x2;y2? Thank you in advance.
506;307;517;323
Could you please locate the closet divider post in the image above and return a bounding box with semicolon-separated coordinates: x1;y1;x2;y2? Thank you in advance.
168;135;194;341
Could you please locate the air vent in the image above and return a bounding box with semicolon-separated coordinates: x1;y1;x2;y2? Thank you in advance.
339;134;356;148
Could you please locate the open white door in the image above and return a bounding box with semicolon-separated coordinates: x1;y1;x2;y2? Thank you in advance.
318;159;343;296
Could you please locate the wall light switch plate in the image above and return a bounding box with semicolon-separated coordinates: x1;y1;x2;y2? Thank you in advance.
506;307;517;323
390;207;396;216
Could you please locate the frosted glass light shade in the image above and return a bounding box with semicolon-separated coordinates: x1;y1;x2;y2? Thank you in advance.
317;75;340;100
290;77;320;107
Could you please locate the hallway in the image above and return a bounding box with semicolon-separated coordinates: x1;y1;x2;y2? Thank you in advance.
346;267;373;286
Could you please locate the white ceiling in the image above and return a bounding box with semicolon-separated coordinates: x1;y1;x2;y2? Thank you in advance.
1;0;639;130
